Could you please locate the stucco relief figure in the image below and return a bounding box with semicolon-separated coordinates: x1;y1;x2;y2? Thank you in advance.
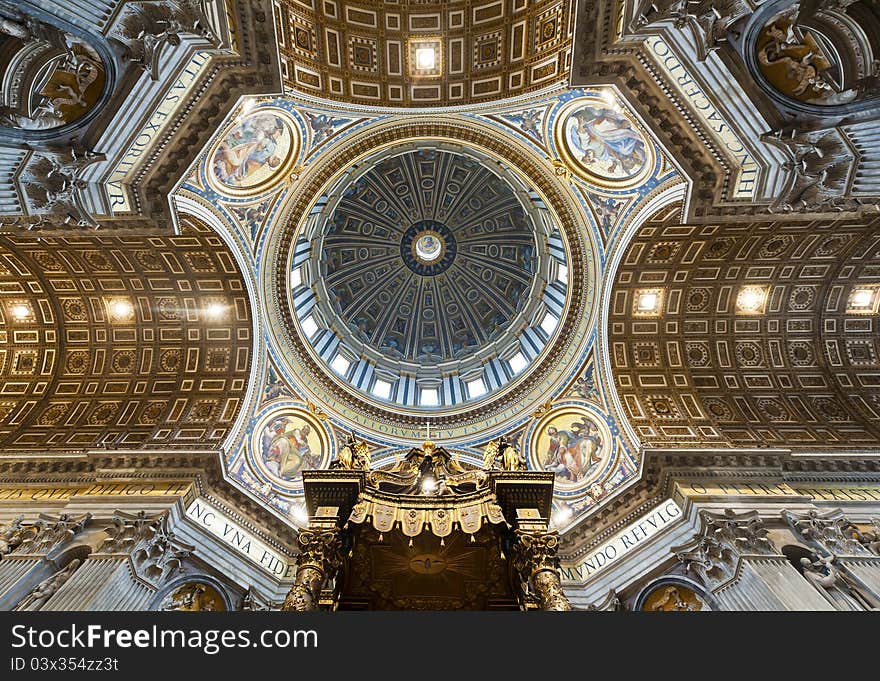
853;520;880;556
541;417;603;483
212;113;291;189
565;105;648;179
259;414;322;481
800;555;876;611
0;38;105;131
160;582;225;611
14;559;81;611
645;585;706;611
756;18;848;105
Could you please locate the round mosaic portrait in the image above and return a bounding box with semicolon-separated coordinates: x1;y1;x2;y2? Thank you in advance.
209;108;298;195
554;96;654;188
250;408;329;487
528;405;613;491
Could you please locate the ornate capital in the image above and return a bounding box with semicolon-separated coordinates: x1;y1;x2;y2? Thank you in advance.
13;512;91;557
674;535;736;590
783;508;877;557
704;508;777;556
96;511;160;555
132;514;194;584
674;509;778;590
295;528;345;576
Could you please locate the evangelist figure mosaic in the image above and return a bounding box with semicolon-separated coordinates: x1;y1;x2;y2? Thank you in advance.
210;110;297;193
529;406;612;490
251;409;328;484
555;96;653;187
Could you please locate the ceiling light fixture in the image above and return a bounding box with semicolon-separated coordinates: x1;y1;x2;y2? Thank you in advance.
107;298;134;322
736;285;769;314
113;301;132;317
415;47;436;70
848;286;879;314
409;39;441;76
637;292;658;311
9;304;31;321
206;302;226;319
633;289;663;316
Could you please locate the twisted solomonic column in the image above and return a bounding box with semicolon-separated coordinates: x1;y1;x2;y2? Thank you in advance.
282;528;344;612
511;529;572;611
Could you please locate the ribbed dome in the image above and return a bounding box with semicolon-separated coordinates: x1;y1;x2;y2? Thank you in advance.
322;148;536;365
287;140;571;412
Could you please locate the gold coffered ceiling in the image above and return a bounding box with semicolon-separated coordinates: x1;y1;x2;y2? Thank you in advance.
275;0;573;107
610;202;880;449
0;217;252;451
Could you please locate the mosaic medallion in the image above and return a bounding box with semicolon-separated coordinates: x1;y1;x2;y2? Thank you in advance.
209;108;299;195
554;96;654;188
249;407;330;488
527;404;614;493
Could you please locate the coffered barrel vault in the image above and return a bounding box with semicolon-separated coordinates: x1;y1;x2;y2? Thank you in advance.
610;202;880;449
276;0;573;107
0;217;252;450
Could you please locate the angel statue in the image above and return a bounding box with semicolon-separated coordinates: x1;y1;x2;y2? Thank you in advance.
14;559;81;611
0;515;27;556
331;431;371;471
800;554;878;611
483;436;527;472
113;0;213;80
